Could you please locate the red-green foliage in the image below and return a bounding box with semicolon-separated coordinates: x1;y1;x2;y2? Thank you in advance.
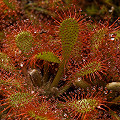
0;0;120;120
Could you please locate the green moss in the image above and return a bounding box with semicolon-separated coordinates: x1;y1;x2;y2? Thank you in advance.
86;4;98;16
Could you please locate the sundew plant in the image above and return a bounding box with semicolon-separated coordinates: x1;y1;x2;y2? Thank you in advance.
0;0;120;120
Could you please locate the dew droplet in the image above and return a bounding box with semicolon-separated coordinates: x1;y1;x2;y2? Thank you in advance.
111;37;115;40
78;77;82;81
20;63;23;67
64;113;68;117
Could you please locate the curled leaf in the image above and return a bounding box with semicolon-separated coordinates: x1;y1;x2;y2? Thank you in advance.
36;51;60;63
